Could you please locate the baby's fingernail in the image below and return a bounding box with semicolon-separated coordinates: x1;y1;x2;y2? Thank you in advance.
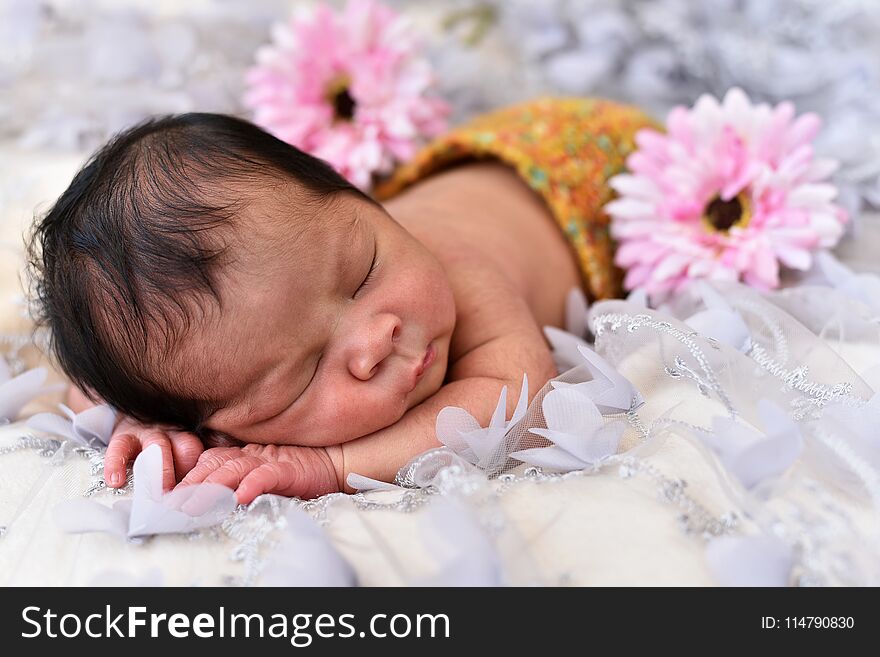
109;473;123;487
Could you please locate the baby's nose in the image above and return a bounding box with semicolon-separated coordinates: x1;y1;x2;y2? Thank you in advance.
347;314;402;381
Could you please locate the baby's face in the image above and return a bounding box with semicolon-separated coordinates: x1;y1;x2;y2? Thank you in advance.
185;189;456;446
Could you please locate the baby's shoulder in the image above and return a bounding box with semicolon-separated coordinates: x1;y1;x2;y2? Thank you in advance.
388;160;581;328
419;224;530;310
394;171;539;288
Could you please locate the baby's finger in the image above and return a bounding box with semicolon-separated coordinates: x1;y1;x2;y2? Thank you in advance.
178;448;243;487
168;431;204;481
235;460;338;505
234;463;293;505
202;456;266;492
139;431;175;492
103;433;141;488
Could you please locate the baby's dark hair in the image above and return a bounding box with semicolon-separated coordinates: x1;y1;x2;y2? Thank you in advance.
26;112;376;438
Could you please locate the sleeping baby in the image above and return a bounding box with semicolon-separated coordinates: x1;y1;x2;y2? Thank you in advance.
29;98;655;504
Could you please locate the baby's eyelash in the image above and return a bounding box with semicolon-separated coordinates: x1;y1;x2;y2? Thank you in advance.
354;245;378;297
359;263;376;290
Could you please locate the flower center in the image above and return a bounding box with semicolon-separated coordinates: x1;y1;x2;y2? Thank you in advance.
703;193;751;232
325;75;356;121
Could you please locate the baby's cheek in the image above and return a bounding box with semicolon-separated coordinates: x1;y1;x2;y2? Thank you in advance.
306;387;406;444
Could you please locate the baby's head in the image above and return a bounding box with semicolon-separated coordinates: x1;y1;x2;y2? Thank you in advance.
28;113;456;446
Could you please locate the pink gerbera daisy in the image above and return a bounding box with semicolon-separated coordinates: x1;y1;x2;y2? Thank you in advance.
244;0;449;189
606;88;849;295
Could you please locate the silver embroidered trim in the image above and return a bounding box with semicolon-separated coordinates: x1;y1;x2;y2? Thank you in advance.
625;406;650;441
747;342;859;408
735;298;791;364
0;433;60;457
616;456;738;539
593;312;737;415
220;496;288;586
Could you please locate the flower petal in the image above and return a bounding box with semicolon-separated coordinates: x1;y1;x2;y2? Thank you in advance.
730;428;803;490
436;406;482;456
0;367;49;421
509;445;588;471
575;345;643;413
26;411;76;443
72;404;117;447
260;508;357;586
540;387;604;437
706;534;793;587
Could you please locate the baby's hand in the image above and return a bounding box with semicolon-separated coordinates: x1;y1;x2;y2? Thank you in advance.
176;444;341;504
104;416;204;491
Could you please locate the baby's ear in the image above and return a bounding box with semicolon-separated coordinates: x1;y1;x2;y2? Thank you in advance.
201;429;245;449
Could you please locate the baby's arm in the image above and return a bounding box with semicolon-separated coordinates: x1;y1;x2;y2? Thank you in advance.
181;364;551;504
335;371;549;488
179;279;558;503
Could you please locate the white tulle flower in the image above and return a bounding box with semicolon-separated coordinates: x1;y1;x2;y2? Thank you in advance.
541;287;592;380
551;345;644;414
626;287;651;309
259;507;357;587
542;326;590;375
705;533;793;587
0;360;59;423
27;402;116;448
698;400;803;491
393;447;488;490
435;373;529;471
346;472;403;492
684;282;752;352
511;387;624;472
54;444;236;538
812;251;880;316
564;287;589;337
411;497;504;586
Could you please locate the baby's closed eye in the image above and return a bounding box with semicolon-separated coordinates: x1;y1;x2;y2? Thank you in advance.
353;237;378;299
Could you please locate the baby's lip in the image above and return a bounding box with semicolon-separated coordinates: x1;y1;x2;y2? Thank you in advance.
406;342;436;392
415;343;436;378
